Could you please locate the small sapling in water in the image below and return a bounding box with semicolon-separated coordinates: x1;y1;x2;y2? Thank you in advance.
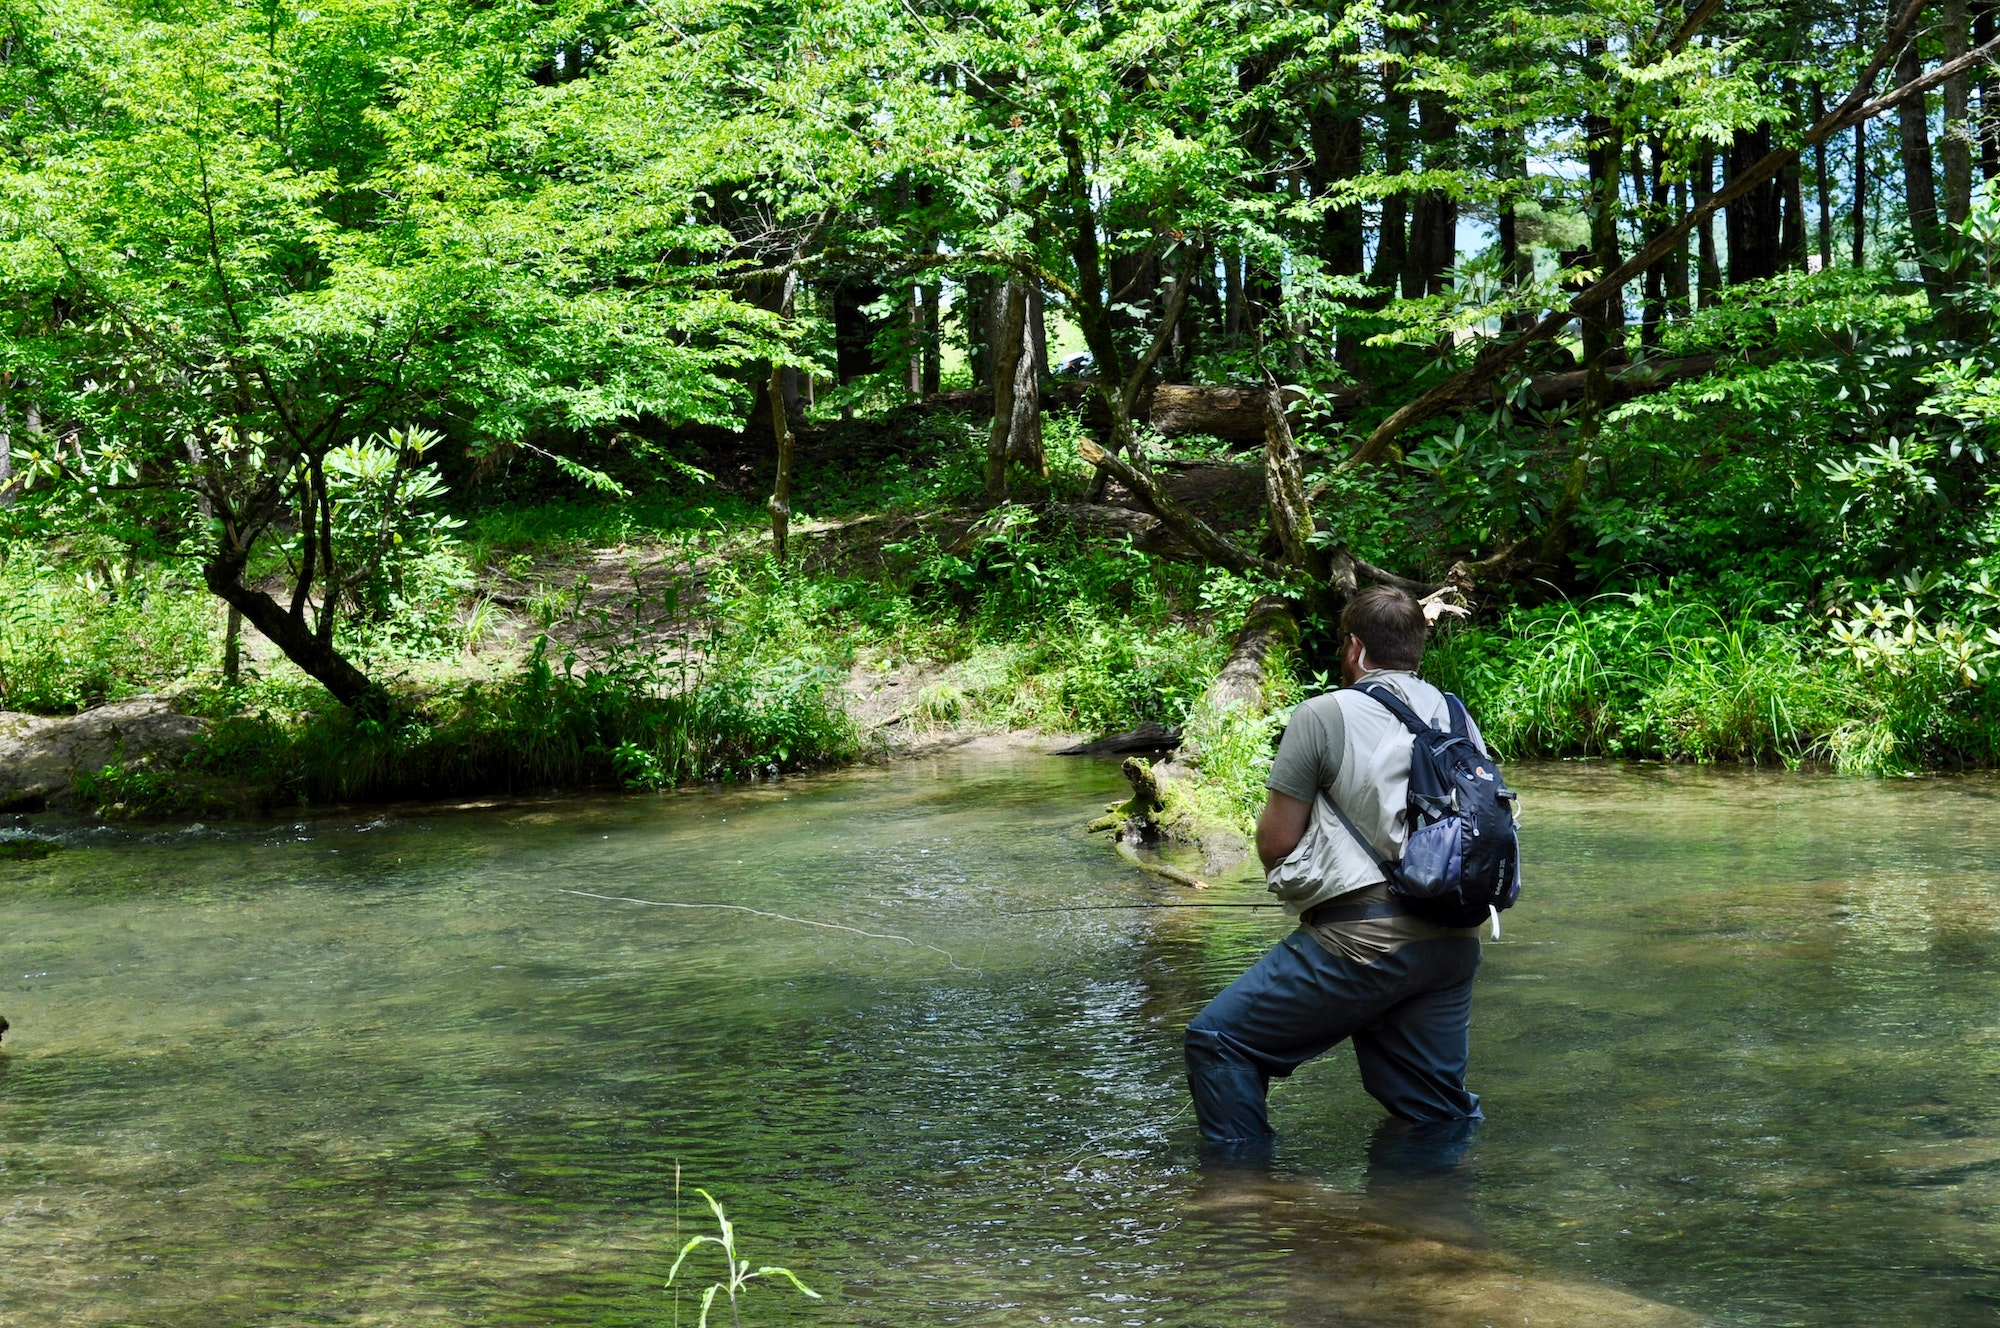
667;1187;819;1328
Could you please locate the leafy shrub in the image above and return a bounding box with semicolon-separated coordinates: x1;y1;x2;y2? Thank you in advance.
0;555;217;713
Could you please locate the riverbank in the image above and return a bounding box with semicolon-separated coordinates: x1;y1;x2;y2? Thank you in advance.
6;413;2000;825
6;525;1999;827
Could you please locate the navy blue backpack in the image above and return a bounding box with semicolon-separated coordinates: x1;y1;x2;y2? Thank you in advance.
1351;684;1522;932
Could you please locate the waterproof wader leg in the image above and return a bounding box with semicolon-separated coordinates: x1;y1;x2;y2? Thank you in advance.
1185;933;1481;1149
1353;968;1482;1123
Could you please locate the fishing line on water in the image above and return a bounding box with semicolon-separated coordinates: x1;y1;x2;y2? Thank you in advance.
1047;1099;1193;1179
557;889;981;974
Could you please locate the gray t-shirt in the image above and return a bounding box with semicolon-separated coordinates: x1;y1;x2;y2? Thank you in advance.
1266;694;1348;806
1266;671;1485;806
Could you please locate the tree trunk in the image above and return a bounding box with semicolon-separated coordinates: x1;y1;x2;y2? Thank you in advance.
1854;116;1869;265
1408;95;1460;297
1584;63;1627;352
1223;251;1247;340
1945;0;1975;227
1696;152;1721;305
1639;139;1670;348
1310;77;1365;363
1778;79;1808;271
831;280;882;385
202;563;387;715
1897;37;1948;300
985;279;1030;500
1781;155;1808;271
1027;282;1049;380
922;283;941;396
1979;0;1999;180
1668;176;1692;317
223;605;243;685
1006;299;1044;476
1815;86;1835;270
965;273;994;388
1261;382;1342;624
1108;249;1161;346
1312;102;1365;279
1497;127;1531;330
1372;69;1411;297
1174;259;1216;376
1727;125;1782;282
766;359;795;560
1553;105;1621;564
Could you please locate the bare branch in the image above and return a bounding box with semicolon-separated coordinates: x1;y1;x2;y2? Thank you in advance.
1120;244;1203;418
1077;438;1284;578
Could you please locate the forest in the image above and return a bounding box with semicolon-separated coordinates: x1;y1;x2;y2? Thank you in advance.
6;0;2000;815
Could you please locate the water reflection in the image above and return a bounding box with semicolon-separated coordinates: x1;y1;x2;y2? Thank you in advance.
1;755;1997;1324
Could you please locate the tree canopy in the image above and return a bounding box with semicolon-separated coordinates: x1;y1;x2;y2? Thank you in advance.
7;0;2000;703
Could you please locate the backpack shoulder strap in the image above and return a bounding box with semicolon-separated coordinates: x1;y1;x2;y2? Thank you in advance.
1441;692;1470;742
1441;692;1493;755
1355;682;1432;737
1316;792;1397;874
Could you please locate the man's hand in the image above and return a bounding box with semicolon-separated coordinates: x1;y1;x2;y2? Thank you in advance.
1256;791;1312;872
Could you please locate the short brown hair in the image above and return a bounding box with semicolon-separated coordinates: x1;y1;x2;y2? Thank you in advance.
1342;585;1426;672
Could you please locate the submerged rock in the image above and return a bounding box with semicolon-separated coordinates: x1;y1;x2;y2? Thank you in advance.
0;697;209;812
1184;1169;1710;1327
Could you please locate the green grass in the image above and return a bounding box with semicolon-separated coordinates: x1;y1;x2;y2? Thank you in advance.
78;639;856;815
462;490;765;560
30;445;2000;825
1423;587;2000;773
0;554;219;713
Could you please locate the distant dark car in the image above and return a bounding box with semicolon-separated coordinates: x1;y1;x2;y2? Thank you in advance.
1051;351;1097;380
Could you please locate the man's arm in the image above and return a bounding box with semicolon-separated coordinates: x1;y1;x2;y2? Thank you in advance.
1256;790;1312;872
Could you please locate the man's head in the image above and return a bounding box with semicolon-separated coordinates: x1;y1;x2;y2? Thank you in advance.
1340;585;1426;683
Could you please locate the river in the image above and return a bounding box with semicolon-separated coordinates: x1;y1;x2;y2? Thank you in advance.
2;752;1997;1325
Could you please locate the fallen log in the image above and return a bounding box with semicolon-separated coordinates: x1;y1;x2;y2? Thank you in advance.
923;354;1722;444
1202;595;1301;715
1076;440;1284;578
1052;722;1183;756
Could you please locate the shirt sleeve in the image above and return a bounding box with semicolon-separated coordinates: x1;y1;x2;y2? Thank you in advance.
1265;697;1346;803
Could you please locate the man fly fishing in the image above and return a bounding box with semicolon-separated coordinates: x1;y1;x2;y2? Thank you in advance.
1185;586;1520;1156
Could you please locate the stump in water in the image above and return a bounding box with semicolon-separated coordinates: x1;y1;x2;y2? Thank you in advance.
1087;757;1211;888
1119;756;1164;840
1086;756;1165;841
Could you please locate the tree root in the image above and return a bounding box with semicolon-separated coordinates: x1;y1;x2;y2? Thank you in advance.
1113;838;1209;889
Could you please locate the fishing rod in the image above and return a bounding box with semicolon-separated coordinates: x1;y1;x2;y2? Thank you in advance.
1004;902;1285;914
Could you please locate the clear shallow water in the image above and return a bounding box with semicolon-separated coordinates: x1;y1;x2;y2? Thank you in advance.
2;753;1998;1327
